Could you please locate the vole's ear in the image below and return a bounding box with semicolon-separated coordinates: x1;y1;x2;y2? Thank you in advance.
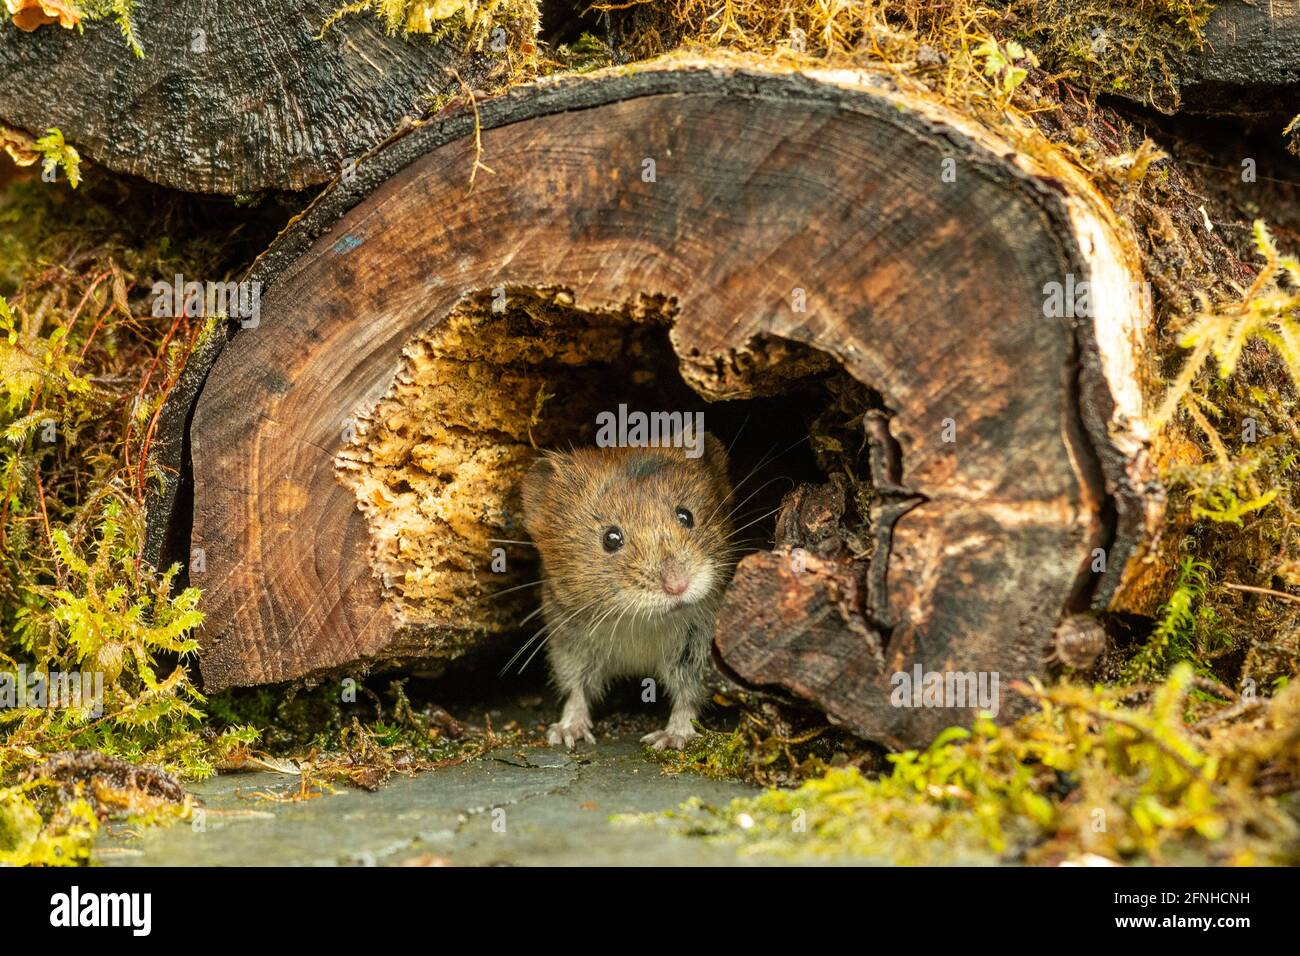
701;432;730;493
520;454;561;536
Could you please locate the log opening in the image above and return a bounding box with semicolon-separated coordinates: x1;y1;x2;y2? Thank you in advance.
331;283;875;671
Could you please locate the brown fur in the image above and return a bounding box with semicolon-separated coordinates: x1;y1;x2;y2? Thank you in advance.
520;435;735;749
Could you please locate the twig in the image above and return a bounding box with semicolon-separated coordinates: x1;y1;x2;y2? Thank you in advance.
1223;582;1300;605
33;466;53;552
1192;696;1265;732
449;70;494;192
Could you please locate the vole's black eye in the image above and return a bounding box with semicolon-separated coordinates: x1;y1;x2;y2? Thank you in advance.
602;526;624;552
675;506;694;529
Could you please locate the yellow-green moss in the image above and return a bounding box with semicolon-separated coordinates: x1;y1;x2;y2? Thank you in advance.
630;666;1300;865
319;0;539;55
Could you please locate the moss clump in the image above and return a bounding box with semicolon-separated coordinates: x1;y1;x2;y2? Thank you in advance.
207;678;522;794
1155;221;1300;432
0;784;97;866
0;127;82;188
0;171;268;784
320;0;539;59
597;0;1209;112
634;666;1300;865
1121;556;1222;682
650;696;884;786
1;503;259;780
1140;220;1300;692
0;168;296;860
1007;0;1213;112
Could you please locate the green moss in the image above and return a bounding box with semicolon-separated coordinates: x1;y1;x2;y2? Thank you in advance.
631;667;1300;865
319;0;538;53
1008;0;1214;112
206;678;519;791
649;729;751;779
0;785;96;867
0;169;291;864
82;1;143;57
1123;557;1219;681
646;696;884;787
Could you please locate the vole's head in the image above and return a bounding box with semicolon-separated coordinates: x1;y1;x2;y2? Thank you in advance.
521;435;734;619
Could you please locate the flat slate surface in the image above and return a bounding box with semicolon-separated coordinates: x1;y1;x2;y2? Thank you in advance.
94;731;762;867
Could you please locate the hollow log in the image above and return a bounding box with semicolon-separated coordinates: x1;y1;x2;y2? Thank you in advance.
0;0;531;193
145;61;1162;747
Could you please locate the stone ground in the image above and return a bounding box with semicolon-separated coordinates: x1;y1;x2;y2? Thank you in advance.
92;700;766;867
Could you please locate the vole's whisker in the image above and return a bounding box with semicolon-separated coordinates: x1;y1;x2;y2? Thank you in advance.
507;596;602;675
499;620;554;675
500;596;593;675
714;542;765;559
703;434;810;528
725;414;751;455
729;505;787;539
701;446;776;527
484;577;548;600
518;634;551;674
499;633;543;676
587;600;624;640
521;598;600;674
722;474;796;523
487;538;536;547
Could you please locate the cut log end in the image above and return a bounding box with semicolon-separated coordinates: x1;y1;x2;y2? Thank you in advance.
150;62;1163;747
0;0;537;193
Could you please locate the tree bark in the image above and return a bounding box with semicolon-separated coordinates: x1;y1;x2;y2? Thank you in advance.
145;61;1163;747
0;0;524;193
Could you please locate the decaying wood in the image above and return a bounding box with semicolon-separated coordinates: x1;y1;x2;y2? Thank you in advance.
0;0;518;193
145;61;1162;747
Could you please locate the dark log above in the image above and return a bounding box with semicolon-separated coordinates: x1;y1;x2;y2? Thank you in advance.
1175;0;1300;117
0;0;525;193
145;61;1162;747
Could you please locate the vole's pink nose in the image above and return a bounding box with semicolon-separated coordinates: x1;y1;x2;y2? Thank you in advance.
660;561;691;596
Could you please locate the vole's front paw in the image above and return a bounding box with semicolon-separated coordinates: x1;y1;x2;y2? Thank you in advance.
641;728;701;751
547;720;595;749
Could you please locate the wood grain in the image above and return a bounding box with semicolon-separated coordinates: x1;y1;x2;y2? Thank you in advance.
0;0;508;193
